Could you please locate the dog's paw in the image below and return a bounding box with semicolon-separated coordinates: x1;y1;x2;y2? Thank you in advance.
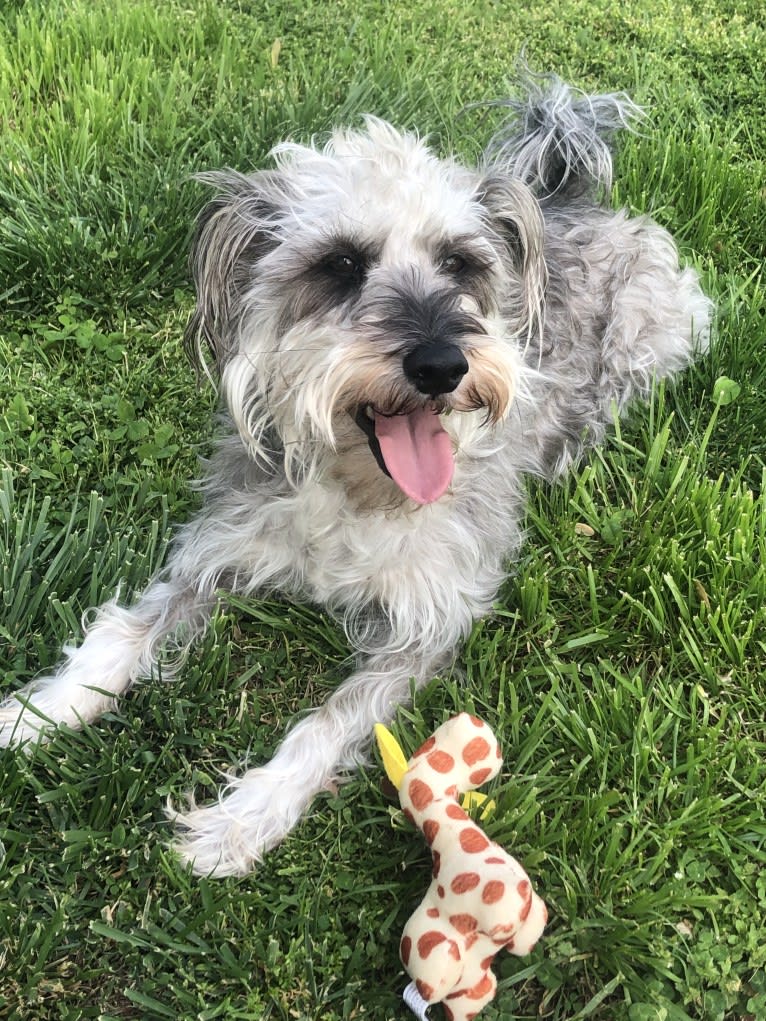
0;684;57;749
0;672;113;749
169;769;308;877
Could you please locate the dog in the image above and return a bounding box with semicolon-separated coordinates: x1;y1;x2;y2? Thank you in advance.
0;70;711;876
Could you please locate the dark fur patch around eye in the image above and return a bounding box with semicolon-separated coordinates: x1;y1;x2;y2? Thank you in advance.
319;250;368;289
441;253;468;275
276;241;374;330
434;239;498;316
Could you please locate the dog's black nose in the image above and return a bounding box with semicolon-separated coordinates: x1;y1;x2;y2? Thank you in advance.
403;344;469;397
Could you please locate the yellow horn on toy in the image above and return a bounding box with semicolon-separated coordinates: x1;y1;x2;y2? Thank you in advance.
374;723;409;791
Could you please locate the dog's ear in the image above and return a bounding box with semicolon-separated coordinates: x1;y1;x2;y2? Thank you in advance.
477;172;547;341
184;170;285;376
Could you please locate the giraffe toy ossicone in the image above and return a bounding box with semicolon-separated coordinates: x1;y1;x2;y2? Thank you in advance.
377;713;547;1021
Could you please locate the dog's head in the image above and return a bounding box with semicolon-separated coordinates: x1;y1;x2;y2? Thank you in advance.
186;118;545;508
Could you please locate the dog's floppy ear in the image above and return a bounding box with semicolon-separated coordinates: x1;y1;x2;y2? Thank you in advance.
477;172;547;342
184;170;285;376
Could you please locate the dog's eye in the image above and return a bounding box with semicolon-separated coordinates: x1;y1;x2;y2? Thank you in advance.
441;253;467;275
322;251;366;285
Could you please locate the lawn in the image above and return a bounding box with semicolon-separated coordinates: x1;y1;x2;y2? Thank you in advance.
1;1;765;1019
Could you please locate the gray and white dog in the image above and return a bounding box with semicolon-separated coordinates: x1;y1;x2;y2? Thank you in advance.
0;72;710;875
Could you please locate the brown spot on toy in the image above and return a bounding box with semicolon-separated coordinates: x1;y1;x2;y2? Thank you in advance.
409;778;434;811
423;819;440;845
518;879;532;920
482;880;506;904
467;974;494;1000
459;828;490;854
416;979;435;1001
446;987;470;1001
449;913;478;934
401;935;412;965
427;749;456;772
437;884;445;898
451;872;481;894
432;850;441;877
418;930;447;959
485;856;505;865
427;907;439;918
469;767;492;785
463;737;491;765
469;715;484;728
446;803;469;821
413;735;436;758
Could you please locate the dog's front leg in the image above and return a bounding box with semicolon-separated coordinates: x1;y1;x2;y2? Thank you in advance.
171;645;452;876
0;575;216;747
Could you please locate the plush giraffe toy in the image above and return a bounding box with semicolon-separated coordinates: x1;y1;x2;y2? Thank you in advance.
376;713;547;1021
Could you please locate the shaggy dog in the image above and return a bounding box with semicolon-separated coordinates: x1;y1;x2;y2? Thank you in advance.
0;71;710;875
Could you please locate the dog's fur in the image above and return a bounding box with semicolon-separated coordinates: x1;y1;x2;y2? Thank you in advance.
0;71;711;876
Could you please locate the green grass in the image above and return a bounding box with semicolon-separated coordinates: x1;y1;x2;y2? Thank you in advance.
1;1;765;1019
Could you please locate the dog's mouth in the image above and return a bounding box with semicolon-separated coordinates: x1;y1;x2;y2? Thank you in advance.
353;403;454;505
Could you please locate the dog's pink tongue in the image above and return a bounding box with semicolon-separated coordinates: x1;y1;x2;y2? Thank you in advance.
374;407;454;504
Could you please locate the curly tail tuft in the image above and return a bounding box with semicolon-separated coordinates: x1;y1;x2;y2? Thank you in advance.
483;66;644;200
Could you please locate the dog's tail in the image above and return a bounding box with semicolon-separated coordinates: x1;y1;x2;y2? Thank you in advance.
483;67;644;199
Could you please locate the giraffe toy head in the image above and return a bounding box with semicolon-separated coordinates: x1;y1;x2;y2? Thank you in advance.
379;713;547;1021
